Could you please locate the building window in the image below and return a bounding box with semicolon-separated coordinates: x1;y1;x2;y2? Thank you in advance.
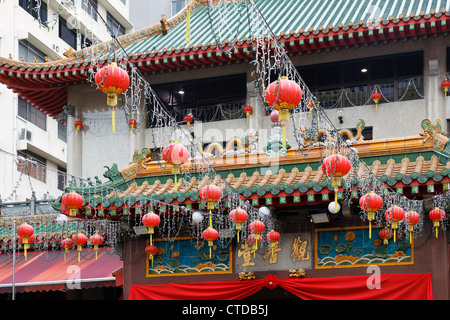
59;17;77;48
18;40;46;63
107;12;125;37
19;0;48;24
58;121;67;142
17;150;47;183
57;166;67;191
298;51;424;108
81;0;98;21
148;74;247;127
171;0;185;17
18;97;47;131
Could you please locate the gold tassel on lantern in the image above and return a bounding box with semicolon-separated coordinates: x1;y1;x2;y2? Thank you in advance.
23;238;29;261
367;212;375;239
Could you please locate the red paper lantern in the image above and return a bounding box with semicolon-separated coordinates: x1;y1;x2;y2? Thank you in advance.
265;76;302;149
72;232;87;262
145;244;159;267
74;120;83;132
94;62;130;132
322;153;352;188
429;207;446;238
322;153;351;210
404;210;420;243
162;142;189;192
441;79;450;97
372;91;382;109
61;191;84;217
90;233;104;260
379;228;393;245
94;62;130;107
202;227;219;258
243;105;253;121
142;211;160;244
184;114;194;127
61;238;73;261
384;205;405;242
162;142;189;174
359;191;383;238
128;119;137;129
248;220;265;250
229;208;248;242
265;76;303;121
199;185;222;210
265;230;280;257
17;223;34;261
247;233;262;249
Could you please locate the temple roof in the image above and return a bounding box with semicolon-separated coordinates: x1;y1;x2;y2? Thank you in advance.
1;0;450;118
53;136;450;215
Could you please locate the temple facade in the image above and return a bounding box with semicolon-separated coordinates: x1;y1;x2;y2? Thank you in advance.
0;0;449;300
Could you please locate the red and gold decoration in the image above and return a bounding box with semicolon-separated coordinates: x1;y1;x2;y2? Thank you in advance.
428;207;446;238
162;141;189;192
441;79;450;97
17;223;34;260
243;105;253;122
61;190;84;217
142;211;161;245
74;120;83;132
128;119;137;130
372;90;382;110
379;228;393;245
184;114;194;127
90;233;104;260
229;207;248;242
404;210;420;243
248;220;265;251
322;153;351;212
145;244;159;268
384;205;405;242
265;230;280;258
61;238;73;261
265;76;303;149
94;62;130;132
199;184;222;210
359;191;383;238
72;232;87;262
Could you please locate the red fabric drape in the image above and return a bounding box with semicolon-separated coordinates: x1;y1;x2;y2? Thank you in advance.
128;273;433;300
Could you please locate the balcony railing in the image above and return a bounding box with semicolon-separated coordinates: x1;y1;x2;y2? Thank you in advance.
147;99;247;128
314;77;424;109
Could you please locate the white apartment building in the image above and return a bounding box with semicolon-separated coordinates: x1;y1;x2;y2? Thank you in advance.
0;0;133;203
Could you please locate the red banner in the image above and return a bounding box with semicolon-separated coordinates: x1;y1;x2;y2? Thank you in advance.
128;273;432;300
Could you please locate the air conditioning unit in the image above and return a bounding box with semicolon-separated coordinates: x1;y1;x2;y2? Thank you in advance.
19;128;33;142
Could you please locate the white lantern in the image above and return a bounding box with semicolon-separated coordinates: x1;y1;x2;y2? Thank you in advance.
258;206;271;218
328;201;341;214
56;213;68;226
192;211;204;224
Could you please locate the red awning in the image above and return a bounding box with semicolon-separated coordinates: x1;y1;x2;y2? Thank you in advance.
0;248;122;293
